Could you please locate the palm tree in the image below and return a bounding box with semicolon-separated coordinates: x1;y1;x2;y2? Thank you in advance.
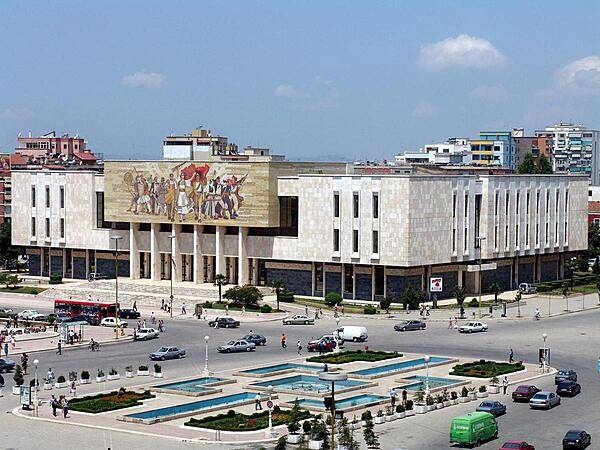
489;282;503;303
271;279;285;312
454;285;467;318
214;274;228;303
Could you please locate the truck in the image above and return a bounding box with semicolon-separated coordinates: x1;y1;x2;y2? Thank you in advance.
450;412;498;447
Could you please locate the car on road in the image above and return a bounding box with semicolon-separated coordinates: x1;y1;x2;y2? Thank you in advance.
476;400;506;417
100;317;128;328
556;380;581;397
283;315;314;325
512;385;540;402
562;430;591;449
241;334;267;346
136;328;159;341
0;357;16;373
529;391;560;409
499;441;535;450
17;310;46;321
87;272;108;281
307;335;339;352
555;369;577;384
334;326;368;342
0;308;12;314
518;283;537;294
458;321;488;333
208;317;240;328
394;320;426;331
218;340;256;353
118;309;141;319
149;346;186;360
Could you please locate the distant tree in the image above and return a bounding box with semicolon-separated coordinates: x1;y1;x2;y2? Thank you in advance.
362;415;379;449
338;417;360;450
214;274;228;303
324;292;342;307
379;296;392;314
535;154;553;174
223;285;263;307
0;223;19;267
271;279;285;311
454;285;467;307
593;258;600;275
400;286;420;310
488;282;503;303
588;223;600;258
517;152;536;174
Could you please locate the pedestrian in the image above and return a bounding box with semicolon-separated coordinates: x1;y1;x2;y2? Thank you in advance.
419;304;423;316
539;356;545;368
402;388;408;405
61;396;69;418
318;341;324;355
69;381;76;397
448;317;453;329
314;310;319;321
21;353;28;375
341;304;344;315
142;319;147;328
305;304;308;316
57;341;62;355
3;342;8;357
182;302;186;315
508;349;514;364
425;305;430;316
50;395;58;416
133;328;137;341
323;363;328;372
225;304;229;314
453;317;458;328
281;333;287;349
133;300;137;312
241;306;245;315
137;320;141;330
0;373;4;397
87;294;92;302
297;340;302;355
47;368;55;384
151;311;156;324
502;376;509;395
255;392;262;410
161;299;164;311
390;387;398;408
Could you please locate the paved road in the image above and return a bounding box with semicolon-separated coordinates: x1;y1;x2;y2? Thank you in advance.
2;295;599;449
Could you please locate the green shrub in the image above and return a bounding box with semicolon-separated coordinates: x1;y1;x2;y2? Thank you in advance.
260;304;272;313
302;420;312;434
461;386;469;397
395;405;405;413
81;370;90;380
363;305;377;315
57;375;66;383
153;364;161;373
324;292;342;306
405;400;413;410
279;289;295;303
49;274;63;284
202;301;213;308
13;365;24;386
478;385;487;393
138;365;148;371
69;390;154;413
361;410;372;421
468;298;479;307
28;288;39;295
306;350;401;364
185;409;311;431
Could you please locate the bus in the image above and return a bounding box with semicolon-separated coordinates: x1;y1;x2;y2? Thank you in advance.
54;299;117;325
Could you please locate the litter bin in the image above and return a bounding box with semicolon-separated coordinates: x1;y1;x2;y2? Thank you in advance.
501;302;507;317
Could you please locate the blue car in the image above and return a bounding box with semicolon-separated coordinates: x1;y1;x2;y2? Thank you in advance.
476;400;506;417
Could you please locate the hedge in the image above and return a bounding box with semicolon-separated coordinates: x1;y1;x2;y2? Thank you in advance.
69;390;154;413
185;409;311;431
307;350;402;364
450;360;524;378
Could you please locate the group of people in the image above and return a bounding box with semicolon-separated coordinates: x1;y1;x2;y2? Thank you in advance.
1;333;16;357
419;304;431;317
50;395;69;418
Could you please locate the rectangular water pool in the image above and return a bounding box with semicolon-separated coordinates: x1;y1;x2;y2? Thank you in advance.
152;377;232;396
250;374;371;396
350;357;452;378
398;375;467;391
237;362;324;377
294;394;388;412
121;392;260;424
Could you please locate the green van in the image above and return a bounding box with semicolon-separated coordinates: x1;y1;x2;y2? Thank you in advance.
449;411;498;447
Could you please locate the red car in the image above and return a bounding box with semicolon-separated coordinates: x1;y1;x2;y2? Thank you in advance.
307;336;337;352
511;385;540;402
499;441;535;450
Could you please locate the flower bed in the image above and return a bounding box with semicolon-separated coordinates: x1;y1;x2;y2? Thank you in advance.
450;360;524;378
184;408;311;431
69;390;154;413
306;350;402;365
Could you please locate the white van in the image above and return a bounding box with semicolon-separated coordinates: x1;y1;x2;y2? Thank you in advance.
334;326;368;342
518;283;537;294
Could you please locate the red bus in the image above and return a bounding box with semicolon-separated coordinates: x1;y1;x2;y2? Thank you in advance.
54;299;117;325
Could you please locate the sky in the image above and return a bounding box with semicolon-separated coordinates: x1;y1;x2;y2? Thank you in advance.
1;0;600;161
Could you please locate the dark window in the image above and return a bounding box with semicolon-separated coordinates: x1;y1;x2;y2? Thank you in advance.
181;224;194;233
60;218;65;238
372;193;379;218
279;196;298;237
353;229;359;253
333;193;340;218
333;229;340;251
225;226;238;235
374;266;384;295
344;265;353;294
45;218;50;237
372;230;379;254
249;227;280;236
139;223;151;232
452;193;456;218
31;217;36;236
160;223;172;233
315;263;323;292
353;193;359;218
96;192;110;228
45;186;50;208
112;222;130;230
31;186;36;207
60;186;65;209
203;225;216;234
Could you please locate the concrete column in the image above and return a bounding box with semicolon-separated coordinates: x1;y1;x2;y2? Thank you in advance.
193;225;204;283
130;223;140;280
85;249;89;279
514;256;519;287
311;262;316;296
252;258;259;285
237;227;248;285
215;226;226;277
371;268;375;301
383;266;387;297
535;254;542;283
171;225;182;282
150;223;160;281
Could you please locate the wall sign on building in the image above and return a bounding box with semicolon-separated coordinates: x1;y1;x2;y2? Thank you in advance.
429;276;443;292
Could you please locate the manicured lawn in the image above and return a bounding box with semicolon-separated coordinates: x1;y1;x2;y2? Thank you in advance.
185;409;311;431
306;350;402;364
69;390;154;413
450;360;525;378
0;286;46;295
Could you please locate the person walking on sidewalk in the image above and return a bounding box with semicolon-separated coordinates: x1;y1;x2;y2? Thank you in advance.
56;341;62;355
502;376;509;395
255;392;262;410
390;387;398;409
61;396;69;418
297;340;302;355
3;342;8;357
133;300;137;312
508;349;514;364
21;353;28;375
50;395;58;416
281;333;287;349
448;317;453;330
182;302;186;315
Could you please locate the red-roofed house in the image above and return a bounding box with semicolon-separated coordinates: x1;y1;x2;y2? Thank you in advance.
589;201;600;226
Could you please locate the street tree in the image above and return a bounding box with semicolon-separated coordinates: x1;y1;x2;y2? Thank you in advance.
517;152;536;174
214;274;228;303
271;279;285;312
535;154;553;174
223;285;263;307
488;282;503;303
379;295;392;314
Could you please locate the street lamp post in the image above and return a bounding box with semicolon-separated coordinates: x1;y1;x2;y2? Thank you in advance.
33;358;39;416
203;335;210;376
516;292;522;318
475;236;486;319
424;355;431;396
266;384;274;438
542;333;548;373
319;370;348;450
167;235;176;318
111;236;123;339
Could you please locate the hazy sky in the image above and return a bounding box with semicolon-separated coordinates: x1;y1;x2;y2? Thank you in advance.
1;0;600;161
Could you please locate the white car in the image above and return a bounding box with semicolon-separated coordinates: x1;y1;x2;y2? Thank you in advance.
100;317;128;328
136;328;159;341
458;321;488;333
17;310;46;321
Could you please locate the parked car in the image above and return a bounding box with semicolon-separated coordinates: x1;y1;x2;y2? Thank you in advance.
562;430;591;449
100;317;128;328
136;328;159;341
499;441;535;450
119;309;141;319
518;283;537;294
87;272;107;281
307;335;339;352
458;321;488;333
556;380;581;397
394;320;426;332
17;310;45;321
334;326;368;342
208;317;240;328
449;412;498;447
529;391;561;409
0;357;16;373
218;340;256;353
555;370;578;384
0;308;13;314
62;315;100;325
512;385;540;402
241;334;267;346
149;346;186;360
476;400;506;417
283;315;314;325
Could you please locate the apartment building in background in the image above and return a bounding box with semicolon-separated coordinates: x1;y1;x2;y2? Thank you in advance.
471;131;516;170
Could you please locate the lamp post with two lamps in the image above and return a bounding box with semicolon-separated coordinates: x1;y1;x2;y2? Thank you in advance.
167;234;176;318
266;384;275;438
424;355;431;396
110;235;123;339
542;333;548;373
203;335;210;376
33;358;39;416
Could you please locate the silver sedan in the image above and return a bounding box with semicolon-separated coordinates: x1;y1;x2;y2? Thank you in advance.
529;391;561;409
217;340;256;353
